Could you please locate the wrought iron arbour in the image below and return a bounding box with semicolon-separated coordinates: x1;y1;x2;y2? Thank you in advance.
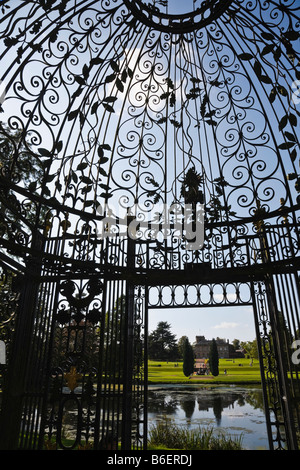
0;0;299;450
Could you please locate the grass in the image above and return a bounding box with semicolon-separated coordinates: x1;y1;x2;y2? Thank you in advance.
147;358;260;450
148;418;244;450
148;357;261;384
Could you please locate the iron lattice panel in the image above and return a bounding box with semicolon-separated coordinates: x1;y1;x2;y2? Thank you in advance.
0;0;299;450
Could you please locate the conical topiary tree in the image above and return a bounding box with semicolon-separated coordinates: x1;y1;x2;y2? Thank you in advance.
209;338;219;377
183;338;194;377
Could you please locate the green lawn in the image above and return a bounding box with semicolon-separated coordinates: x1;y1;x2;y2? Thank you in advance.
148;358;261;384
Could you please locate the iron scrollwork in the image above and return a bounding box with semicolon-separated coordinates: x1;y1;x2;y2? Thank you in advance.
0;0;299;451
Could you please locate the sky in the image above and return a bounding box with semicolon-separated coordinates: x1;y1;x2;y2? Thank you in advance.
148;305;256;345
125;0;269;346
147;282;257;344
0;0;277;349
155;0;197;14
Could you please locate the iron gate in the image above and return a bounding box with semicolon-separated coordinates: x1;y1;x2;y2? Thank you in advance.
1;217;300;449
0;230;148;450
0;0;300;451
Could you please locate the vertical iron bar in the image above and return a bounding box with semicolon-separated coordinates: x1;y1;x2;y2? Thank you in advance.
121;221;135;450
94;236;109;449
264;275;298;449
258;224;298;449
94;279;108;449
143;286;149;450
0;233;43;450
250;281;274;450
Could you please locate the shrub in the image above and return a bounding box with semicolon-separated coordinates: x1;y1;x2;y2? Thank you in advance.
148;418;243;450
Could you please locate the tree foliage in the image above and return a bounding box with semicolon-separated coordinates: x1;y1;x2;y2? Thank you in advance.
241;339;258;359
209;338;219;377
0;122;48;243
182;337;194;377
177;335;189;358
148;321;178;361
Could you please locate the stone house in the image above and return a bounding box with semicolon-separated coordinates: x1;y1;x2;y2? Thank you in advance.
194;335;243;359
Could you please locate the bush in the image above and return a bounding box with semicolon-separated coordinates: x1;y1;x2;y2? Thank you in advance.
148;418;243;450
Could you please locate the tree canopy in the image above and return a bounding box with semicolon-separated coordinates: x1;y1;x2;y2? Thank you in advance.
148;321;178;361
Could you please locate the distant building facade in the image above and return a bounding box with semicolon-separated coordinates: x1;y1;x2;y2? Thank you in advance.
194;336;245;359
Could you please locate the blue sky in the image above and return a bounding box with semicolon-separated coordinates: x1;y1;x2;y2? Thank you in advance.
147;282;257;344
148;305;256;344
0;0;276;348
157;0;197;14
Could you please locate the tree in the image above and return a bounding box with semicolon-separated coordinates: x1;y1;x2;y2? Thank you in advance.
232;339;240;350
148;321;178;361
177;335;189;359
0;123;43;182
209;338;219;376
182;337;194;377
241;340;258;360
0;124;47;361
0;123;48;257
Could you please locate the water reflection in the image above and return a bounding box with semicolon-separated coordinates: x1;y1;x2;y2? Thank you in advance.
148;385;268;450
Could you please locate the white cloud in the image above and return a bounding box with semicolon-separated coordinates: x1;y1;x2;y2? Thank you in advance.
213;321;239;330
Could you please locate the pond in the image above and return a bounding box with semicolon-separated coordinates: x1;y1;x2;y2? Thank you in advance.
147;384;269;450
17;383;270;450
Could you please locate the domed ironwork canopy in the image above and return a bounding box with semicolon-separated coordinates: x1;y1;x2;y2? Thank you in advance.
0;0;299;451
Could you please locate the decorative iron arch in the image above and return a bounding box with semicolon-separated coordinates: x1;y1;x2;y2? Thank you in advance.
0;0;299;451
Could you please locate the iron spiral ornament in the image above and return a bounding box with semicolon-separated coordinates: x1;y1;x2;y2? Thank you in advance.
0;0;298;269
0;0;300;451
0;0;298;259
